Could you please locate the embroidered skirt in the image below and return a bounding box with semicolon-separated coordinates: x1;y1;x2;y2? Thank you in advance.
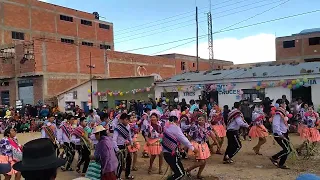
143;138;162;155
0;155;18;175
212;125;226;137
127;135;141;153
249;125;269;138
189;141;210;160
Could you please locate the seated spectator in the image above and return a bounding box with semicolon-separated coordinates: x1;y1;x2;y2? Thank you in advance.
13;138;65;180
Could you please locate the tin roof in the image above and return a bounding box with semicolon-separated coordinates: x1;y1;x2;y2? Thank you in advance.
160;62;320;84
298;28;320;35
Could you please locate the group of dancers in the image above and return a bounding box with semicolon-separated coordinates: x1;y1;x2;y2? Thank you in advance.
38;98;320;180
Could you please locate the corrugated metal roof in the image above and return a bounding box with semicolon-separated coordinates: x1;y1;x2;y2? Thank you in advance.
161;62;320;84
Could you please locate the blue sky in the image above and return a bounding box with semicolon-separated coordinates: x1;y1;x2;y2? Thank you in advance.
42;0;320;63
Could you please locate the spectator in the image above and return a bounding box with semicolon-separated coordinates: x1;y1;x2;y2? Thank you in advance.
13;138;66;180
223;105;230;125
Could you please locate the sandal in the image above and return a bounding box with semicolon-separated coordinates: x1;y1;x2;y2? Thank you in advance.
269;157;278;167
159;170;163;175
131;167;138;171
197;175;205;179
148;168;152;174
216;151;223;155
223;159;233;164
76;168;81;173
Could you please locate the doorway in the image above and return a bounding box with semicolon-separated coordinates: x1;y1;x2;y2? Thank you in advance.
292;86;312;104
81;102;89;114
202;90;219;104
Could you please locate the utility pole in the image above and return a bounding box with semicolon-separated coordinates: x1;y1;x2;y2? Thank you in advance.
87;52;95;109
208;0;214;70
196;6;199;72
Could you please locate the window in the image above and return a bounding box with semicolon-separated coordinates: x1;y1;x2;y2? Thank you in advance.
283;40;295;48
181;62;186;71
100;44;111;50
12;31;24;40
61;38;74;44
60;15;73;22
99;23;110;30
82;41;93;46
0;82;9;86
309;37;320;46
242;89;265;102
81;19;92;26
192;63;195;67
1;91;10;106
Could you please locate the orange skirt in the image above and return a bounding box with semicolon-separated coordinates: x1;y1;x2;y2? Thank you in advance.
127;135;141;153
212;125;226;137
302;128;320;142
298;124;306;135
249;125;269;138
143;138;162;155
188;141;210;160
0;155;17;175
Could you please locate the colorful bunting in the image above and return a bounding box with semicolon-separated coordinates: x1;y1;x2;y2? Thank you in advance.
90;84;155;97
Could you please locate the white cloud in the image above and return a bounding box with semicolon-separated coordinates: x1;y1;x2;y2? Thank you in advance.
162;33;276;64
38;0;50;2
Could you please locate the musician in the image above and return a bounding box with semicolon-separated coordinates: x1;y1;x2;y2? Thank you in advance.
41;115;58;154
72;117;91;175
113;113;134;179
223;102;249;164
58;115;75;171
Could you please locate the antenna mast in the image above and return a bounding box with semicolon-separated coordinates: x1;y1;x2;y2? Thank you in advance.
207;0;214;70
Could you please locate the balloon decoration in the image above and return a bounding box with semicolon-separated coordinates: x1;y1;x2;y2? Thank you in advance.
174;98;179;103
92;84;155;97
252;78;314;90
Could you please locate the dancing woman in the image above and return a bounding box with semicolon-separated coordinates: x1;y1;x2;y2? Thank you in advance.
297;106;320;154
210;105;226;154
143;113;163;174
249;105;269;155
127;115;141;171
186;114;218;179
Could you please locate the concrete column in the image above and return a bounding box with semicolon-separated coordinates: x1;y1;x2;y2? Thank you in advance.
0;2;4;45
42;42;47;72
76;46;80;83
43;75;48;100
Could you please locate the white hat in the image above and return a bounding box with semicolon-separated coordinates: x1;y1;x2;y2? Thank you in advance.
92;125;105;134
253;98;262;103
169;111;177;117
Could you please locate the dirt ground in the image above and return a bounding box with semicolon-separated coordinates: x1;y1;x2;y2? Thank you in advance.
1;132;319;180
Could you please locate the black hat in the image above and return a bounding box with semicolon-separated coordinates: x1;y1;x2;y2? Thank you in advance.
0;162;11;174
13;138;65;171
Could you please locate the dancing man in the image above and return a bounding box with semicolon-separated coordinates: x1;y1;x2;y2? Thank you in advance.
162;111;198;180
59;115;75;171
41;115;59;156
223;102;249;164
270;99;292;169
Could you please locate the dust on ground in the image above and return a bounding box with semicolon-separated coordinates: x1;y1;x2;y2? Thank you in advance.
2;133;319;180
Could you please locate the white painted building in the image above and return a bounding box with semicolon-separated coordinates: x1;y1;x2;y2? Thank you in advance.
57;80;98;113
155;62;320;109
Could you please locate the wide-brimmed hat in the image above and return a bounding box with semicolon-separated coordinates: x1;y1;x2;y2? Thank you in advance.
0;163;11;174
92;125;105;134
253;98;262;103
13;138;65;171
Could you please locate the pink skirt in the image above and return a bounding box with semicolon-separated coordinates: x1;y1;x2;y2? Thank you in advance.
143;138;162;155
302;128;320;142
249;125;269;138
298;124;306;135
212;125;226;137
0;155;17;175
189;141;210;160
127;135;141;153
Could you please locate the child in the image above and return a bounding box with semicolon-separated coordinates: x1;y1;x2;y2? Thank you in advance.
210;105;226;154
127;115;141;171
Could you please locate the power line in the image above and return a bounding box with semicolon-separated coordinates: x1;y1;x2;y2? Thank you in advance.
115;0;262;37
115;0;288;43
122;9;320;53
147;0;291;55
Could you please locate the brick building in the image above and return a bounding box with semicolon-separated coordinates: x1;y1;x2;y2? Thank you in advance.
0;0;232;106
276;28;320;62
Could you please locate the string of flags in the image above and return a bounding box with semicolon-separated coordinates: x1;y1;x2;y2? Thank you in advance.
163;83;237;92
87;83;155;97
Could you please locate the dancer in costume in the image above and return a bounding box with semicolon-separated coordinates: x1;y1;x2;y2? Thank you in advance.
41;115;59;155
58;115;75;171
113;113;135;179
140;112;150;158
249;105;269;155
127;114;141;171
162;111;198;180
298;103;308;135
72;117;92;175
223;102;249;164
210;105;226;154
180;112;191;159
186;114;218;179
143;113;163;174
297;106;320;154
270;99;292;169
